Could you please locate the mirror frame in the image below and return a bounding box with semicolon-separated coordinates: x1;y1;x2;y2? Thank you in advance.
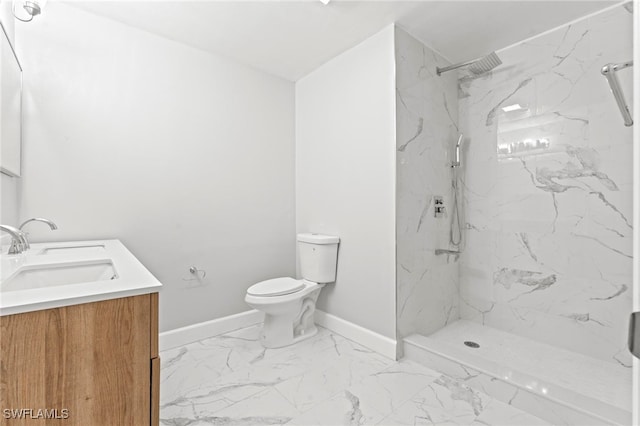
0;21;23;178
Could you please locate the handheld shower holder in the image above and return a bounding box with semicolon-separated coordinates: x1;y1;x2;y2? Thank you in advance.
434;196;446;218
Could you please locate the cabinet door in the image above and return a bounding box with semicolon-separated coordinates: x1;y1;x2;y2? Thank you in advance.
0;295;152;426
150;357;160;426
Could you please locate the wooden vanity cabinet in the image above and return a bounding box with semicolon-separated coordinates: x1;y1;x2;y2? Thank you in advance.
0;293;160;426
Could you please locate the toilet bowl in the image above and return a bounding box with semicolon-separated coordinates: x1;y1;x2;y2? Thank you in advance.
245;278;324;348
245;233;339;348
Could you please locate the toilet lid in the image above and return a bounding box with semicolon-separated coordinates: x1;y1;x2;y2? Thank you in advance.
247;277;305;297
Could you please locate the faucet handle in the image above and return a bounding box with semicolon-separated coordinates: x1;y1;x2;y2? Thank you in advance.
8;236;24;254
0;224;27;255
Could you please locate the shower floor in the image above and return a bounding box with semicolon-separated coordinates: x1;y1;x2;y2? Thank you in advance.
404;320;632;425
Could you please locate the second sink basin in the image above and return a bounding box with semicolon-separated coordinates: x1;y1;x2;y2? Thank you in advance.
2;260;118;292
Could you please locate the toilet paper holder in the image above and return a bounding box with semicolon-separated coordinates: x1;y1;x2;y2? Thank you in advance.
183;266;206;281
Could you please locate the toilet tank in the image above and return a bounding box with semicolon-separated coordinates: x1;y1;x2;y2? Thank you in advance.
297;233;340;283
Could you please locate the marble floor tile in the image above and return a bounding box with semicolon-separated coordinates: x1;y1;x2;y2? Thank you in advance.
209;388;300;425
160;325;551;426
378;375;489;426
160;387;298;426
286;360;442;425
274;350;392;413
472;399;551;426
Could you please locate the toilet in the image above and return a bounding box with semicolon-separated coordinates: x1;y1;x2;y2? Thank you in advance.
245;233;339;348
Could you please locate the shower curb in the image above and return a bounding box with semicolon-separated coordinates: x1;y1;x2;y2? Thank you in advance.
403;334;630;426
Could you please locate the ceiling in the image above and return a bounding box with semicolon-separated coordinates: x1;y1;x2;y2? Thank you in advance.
67;0;619;81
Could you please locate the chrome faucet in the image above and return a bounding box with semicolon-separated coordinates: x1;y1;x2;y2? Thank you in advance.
0;224;29;254
19;217;58;231
18;217;58;250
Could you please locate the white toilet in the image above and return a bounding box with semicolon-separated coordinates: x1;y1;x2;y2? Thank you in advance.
245;233;339;348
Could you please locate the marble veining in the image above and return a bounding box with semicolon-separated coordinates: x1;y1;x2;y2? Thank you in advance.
433;375;484;416
485;78;533;126
160;325;549;425
458;4;634;366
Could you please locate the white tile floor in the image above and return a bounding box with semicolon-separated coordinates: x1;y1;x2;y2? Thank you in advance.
160;325;550;425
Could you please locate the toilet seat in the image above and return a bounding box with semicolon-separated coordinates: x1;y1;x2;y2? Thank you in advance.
247;277;305;297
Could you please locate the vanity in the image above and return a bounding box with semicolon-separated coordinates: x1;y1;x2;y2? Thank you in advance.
0;240;162;425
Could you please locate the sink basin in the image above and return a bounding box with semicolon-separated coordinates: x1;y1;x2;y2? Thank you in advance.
39;244;106;255
0;239;162;317
2;260;118;292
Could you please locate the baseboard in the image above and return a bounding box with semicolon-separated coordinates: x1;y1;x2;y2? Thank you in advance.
159;308;397;361
315;310;397;360
159;309;263;352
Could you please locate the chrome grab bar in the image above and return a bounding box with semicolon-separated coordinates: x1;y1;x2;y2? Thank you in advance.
601;61;633;127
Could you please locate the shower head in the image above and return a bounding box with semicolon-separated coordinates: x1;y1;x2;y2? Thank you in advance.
467;52;502;75
437;52;502;76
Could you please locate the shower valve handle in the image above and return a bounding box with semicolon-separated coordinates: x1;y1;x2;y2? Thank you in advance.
434;196;446;218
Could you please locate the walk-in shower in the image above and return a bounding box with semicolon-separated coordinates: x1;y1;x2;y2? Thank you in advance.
396;4;634;425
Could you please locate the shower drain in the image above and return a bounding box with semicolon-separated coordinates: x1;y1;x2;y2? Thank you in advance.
463;341;480;348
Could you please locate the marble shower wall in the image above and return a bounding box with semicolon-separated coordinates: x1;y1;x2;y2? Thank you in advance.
458;5;634;367
395;27;460;339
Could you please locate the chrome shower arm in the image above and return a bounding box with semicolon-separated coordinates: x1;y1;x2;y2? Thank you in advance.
437;57;482;76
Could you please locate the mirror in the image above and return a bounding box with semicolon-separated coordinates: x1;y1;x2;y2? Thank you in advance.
0;22;22;177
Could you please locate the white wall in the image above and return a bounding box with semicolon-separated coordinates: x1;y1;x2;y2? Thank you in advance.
16;3;296;332
295;25;397;340
0;0;13;39
0;0;20;229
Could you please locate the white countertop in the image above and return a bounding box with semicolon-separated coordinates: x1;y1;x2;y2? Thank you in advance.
0;239;162;316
